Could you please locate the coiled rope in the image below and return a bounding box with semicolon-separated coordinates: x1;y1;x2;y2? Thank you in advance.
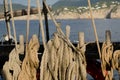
112;50;120;71
18;35;40;80
3;0;40;80
40;27;87;80
112;50;120;80
2;0;22;80
40;1;87;80
101;42;113;80
87;0;114;79
101;30;120;80
18;0;40;79
2;35;24;80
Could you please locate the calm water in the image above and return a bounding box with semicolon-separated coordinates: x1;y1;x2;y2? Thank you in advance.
0;19;120;42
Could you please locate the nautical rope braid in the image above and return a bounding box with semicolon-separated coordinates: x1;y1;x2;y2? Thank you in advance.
112;50;120;70
9;0;18;51
2;35;24;80
17;1;40;79
112;49;120;79
101;42;113;80
88;0;120;79
40;25;87;80
43;1;84;57
18;35;40;80
4;0;11;40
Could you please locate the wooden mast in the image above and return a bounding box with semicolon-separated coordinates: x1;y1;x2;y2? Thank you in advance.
43;0;49;42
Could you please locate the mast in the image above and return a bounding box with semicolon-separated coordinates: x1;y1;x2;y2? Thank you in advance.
43;0;49;42
3;0;11;43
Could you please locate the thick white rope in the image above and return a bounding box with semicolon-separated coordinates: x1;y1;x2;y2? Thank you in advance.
43;1;84;58
4;0;11;40
101;42;113;80
9;0;18;51
40;18;87;79
87;0;101;58
2;35;24;80
18;35;39;80
26;0;31;45
36;0;47;48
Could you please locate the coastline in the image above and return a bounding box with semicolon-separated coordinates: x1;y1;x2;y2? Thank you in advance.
0;7;120;21
0;14;120;21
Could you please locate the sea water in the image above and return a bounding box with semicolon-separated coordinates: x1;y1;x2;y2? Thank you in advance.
0;19;120;42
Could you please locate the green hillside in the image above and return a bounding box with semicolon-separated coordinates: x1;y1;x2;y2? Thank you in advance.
0;3;28;13
52;0;120;10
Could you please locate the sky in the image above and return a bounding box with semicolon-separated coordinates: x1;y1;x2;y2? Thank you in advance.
0;0;59;6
